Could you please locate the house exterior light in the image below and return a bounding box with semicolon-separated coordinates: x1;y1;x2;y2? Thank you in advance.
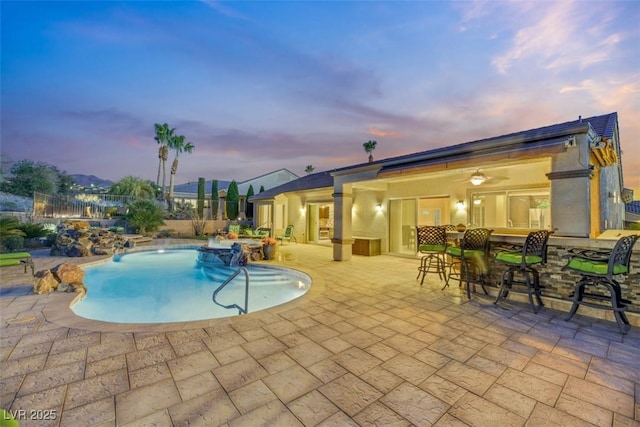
470;172;486;186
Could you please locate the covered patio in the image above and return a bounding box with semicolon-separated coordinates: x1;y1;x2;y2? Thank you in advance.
1;242;639;425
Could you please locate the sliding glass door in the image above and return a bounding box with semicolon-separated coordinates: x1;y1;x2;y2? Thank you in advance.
389;199;417;255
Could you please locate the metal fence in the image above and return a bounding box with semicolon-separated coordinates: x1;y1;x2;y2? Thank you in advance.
33;192;135;219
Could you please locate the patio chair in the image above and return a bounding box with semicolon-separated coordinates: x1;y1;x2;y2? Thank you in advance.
0;252;34;275
416;226;449;286
493;230;552;313
446;228;492;298
562;234;638;334
277;225;297;244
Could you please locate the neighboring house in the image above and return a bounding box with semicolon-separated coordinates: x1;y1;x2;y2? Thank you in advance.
626;201;640;227
251;112;629;261
170;168;299;220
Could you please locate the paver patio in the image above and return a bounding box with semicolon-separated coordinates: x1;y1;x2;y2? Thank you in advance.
1;241;639;426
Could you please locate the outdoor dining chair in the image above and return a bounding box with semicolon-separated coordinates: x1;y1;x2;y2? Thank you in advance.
562;234;638;334
445;228;492;298
416;226;449;286
493;229;552;313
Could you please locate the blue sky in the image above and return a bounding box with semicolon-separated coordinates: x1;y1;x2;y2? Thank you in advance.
2;1;639;193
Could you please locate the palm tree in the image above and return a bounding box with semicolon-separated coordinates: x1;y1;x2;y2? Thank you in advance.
305;165;315;174
108;176;156;200
167;133;195;209
363;140;377;163
154;123;175;198
0;216;26;238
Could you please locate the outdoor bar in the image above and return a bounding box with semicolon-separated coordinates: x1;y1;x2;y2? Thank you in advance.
460;231;640;325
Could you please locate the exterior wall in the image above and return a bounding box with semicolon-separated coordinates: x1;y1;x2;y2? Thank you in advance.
548;134;592;237
599;160;625;230
386;160;551;230
387;176;467;226
297;190;334;243
158;220;235;237
352;189;387;249
286;195;306;243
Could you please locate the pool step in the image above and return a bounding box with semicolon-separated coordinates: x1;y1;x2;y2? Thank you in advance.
201;267;299;286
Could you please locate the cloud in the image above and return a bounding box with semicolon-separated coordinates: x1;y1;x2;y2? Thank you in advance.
368;127;401;139
199;0;249;20
488;2;621;74
559;80;595;93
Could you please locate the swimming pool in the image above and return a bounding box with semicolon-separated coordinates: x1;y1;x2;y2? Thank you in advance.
72;249;311;323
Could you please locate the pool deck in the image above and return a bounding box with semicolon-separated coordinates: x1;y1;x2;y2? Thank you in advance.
1;240;639;426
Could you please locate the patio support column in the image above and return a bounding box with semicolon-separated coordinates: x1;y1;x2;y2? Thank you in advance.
332;183;353;261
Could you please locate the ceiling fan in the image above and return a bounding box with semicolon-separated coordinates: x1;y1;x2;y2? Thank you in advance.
463;169;509;186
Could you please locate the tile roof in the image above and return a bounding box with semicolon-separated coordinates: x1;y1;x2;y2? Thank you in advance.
250;171;334;200
173;168;299;195
253;112;618;199
626;201;640;214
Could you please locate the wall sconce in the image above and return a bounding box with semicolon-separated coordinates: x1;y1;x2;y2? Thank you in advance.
455;200;465;210
375;203;383;212
300;206;306;215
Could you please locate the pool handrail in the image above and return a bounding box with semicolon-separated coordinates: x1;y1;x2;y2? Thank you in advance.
212;267;250;315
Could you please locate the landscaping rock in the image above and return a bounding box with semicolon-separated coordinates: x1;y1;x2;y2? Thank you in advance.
50;226;127;257
51;263;85;284
33;270;60;294
33;264;88;296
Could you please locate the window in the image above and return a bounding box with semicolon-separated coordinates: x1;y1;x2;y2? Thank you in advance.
470;189;550;230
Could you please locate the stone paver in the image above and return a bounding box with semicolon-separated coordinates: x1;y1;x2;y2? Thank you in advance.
1;243;639;425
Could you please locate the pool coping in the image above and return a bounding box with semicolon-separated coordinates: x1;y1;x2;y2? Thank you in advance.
42;245;327;333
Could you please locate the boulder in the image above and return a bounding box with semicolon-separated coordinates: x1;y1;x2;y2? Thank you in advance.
52;263;85;283
33;270;59;294
66;243;90;257
92;246;113;256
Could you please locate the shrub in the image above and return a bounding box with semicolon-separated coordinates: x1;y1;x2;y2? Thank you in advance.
125;200;165;234
226;180;239;220
17;222;49;238
46;233;57;247
105;207;119;217
0;216;24;238
155;229;173;238
2;235;24;252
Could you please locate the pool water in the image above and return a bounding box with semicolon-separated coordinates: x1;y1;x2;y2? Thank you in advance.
72;249;311;323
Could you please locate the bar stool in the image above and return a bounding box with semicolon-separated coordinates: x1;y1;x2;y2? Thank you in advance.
416;226;448;286
562;234;638;334
446;228;492;298
493;230;552;313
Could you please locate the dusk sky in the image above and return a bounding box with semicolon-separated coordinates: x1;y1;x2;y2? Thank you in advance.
2;1;639;193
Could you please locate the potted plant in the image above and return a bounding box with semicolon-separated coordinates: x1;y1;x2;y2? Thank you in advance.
261;237;278;260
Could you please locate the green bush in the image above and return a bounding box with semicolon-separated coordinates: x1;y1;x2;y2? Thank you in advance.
125;200;165;234
1;235;24;252
105;207;119;217
17;222;49;238
46;233;58;247
627;222;640;230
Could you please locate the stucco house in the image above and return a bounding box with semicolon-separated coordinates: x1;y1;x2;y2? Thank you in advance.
626;201;640;227
170;168;299;220
251;112;628;261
